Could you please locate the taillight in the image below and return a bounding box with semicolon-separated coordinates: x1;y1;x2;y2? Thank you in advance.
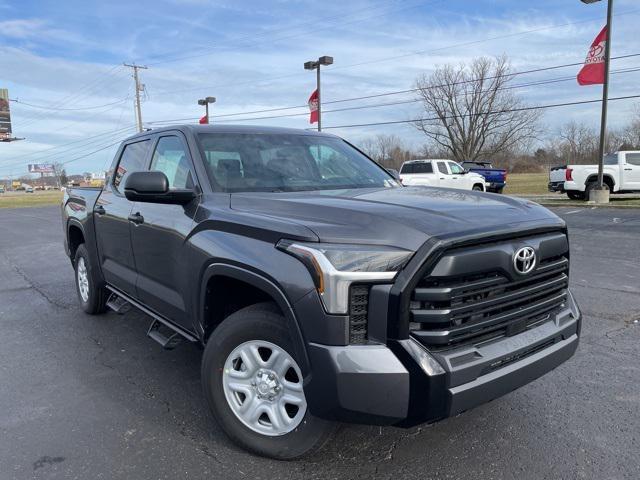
503;172;508;181
565;168;573;181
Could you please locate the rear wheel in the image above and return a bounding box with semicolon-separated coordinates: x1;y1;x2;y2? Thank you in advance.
201;303;334;459
74;244;108;314
472;184;484;191
567;191;585;200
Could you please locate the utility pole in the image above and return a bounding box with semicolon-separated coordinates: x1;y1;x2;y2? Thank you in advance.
123;63;148;132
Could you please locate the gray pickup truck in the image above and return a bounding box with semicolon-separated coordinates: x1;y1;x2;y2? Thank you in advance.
62;125;581;459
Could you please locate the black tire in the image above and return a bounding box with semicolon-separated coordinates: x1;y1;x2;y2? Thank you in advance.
494;187;504;194
201;303;334;460
74;244;108;314
472;184;484;191
567;191;585;200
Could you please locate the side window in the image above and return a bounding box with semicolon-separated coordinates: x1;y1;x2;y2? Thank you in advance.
437;162;448;175
626;153;640;166
448;162;465;174
113;140;151;191
150;136;194;189
414;163;433;174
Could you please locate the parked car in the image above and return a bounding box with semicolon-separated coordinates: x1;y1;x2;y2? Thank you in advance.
62;125;580;459
0;185;5;194
25;186;34;193
400;159;487;191
461;161;507;193
549;151;640;199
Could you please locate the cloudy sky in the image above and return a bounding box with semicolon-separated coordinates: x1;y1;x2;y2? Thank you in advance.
1;0;638;176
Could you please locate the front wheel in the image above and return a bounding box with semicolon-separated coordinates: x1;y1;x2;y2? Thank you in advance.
472;184;484;191
201;303;334;459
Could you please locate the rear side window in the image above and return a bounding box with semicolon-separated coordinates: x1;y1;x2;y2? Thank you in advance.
603;154;618;165
401;163;432;174
113;140;151;191
626;153;640;166
437;162;448;174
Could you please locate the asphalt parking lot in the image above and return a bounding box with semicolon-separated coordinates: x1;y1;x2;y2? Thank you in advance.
1;205;638;480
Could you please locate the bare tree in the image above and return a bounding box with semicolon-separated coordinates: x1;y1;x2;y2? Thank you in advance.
357;134;415;169
414;56;540;162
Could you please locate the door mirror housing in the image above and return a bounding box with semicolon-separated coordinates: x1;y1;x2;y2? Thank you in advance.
124;171;196;205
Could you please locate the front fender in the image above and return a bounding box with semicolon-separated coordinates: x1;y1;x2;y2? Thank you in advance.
198;263;311;374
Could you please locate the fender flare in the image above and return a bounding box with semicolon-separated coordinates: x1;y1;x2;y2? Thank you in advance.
65;218;86;257
198;263;311;374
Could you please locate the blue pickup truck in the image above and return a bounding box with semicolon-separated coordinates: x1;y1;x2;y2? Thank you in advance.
461;161;507;194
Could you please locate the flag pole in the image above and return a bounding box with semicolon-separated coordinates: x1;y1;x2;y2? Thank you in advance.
596;0;613;192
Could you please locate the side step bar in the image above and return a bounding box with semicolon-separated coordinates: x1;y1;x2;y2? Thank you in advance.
105;285;198;350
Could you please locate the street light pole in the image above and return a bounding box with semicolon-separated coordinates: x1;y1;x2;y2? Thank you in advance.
197;96;216;124
304;56;333;132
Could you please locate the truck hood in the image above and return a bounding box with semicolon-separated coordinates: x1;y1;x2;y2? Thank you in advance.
230;186;564;251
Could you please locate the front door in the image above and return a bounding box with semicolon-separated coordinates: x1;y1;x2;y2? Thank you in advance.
129;133;200;328
621;152;640;190
94;138;152;296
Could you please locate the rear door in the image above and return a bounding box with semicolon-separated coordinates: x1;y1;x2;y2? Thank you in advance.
129;132;201;328
621;152;640;190
94;138;152;295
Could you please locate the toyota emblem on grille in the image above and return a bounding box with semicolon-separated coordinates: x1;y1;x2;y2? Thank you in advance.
513;246;536;275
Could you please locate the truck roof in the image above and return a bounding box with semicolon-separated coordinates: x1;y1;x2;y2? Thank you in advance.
402;159;451;164
122;124;339;143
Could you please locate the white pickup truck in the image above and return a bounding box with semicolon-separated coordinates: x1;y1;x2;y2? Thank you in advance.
399;159;487;191
549;151;640;200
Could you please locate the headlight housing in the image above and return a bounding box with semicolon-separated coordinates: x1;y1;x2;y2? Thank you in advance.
277;240;413;314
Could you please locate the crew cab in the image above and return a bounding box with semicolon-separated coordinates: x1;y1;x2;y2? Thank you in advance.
400;159;487;191
461;161;507;193
549;151;640;199
62;125;580;459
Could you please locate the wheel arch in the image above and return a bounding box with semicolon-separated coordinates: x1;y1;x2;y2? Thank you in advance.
66;219;86;261
585;174;615;191
198;263;311;374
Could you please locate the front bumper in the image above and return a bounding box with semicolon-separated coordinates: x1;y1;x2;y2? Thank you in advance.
304;289;581;426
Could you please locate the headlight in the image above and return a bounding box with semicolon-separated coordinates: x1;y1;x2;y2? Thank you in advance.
277;241;413;314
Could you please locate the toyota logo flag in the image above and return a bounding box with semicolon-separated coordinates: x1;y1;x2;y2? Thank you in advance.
577;26;607;86
308;89;319;124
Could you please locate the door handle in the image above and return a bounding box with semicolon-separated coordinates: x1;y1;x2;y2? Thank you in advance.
128;212;144;225
624;168;632;171
440;177;445;180
94;205;106;216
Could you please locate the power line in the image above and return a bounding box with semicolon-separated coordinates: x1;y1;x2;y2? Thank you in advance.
321;94;640;130
0;125;136;171
152;9;640;97
9;97;129;111
144;60;640;126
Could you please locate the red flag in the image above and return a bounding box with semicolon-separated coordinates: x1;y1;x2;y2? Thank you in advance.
199;115;208;124
308;89;319;124
577;26;607;86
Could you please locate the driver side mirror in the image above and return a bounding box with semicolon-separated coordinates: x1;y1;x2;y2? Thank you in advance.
124;171;196;205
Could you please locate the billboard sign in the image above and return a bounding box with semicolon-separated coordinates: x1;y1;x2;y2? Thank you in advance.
28;164;55;173
0;88;11;141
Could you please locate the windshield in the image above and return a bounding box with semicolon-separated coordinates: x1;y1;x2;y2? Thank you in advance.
197;133;399;192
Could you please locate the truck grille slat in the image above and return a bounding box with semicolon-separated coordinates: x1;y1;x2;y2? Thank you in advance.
409;238;570;349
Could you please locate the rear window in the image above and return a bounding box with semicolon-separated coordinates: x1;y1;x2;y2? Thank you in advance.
604;154;618;165
401;162;432;174
113;140;151;191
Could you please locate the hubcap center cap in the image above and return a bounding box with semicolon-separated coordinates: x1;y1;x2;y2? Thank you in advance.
254;370;280;399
